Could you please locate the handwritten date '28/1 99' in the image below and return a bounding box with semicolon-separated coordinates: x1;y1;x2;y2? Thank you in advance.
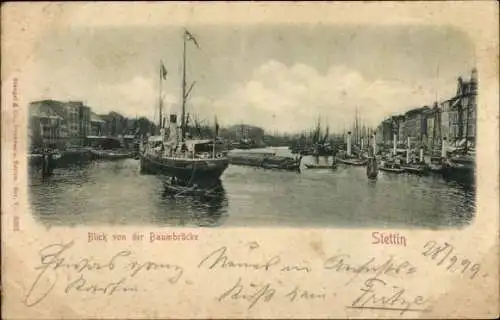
421;241;484;279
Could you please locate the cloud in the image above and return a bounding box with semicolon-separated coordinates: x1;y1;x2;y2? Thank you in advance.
22;58;457;133
186;60;450;133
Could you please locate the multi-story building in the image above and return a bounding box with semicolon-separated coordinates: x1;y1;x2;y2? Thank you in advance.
375;124;384;145
381;119;394;145
440;99;452;141
389;115;405;145
446;69;477;147
29;101;67;149
401;106;430;147
228;124;265;142
63;101;91;145
29;100;92;147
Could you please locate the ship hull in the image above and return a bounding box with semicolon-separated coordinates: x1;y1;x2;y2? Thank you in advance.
140;154;229;182
90;149;133;161
336;158;368;166
228;153;301;171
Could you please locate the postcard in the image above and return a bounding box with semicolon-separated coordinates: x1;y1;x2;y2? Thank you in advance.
1;2;499;319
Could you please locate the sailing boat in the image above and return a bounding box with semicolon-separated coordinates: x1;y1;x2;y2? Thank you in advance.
140;30;229;182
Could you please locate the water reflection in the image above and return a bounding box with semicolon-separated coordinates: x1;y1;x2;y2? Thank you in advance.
30;160;229;227
29;149;475;229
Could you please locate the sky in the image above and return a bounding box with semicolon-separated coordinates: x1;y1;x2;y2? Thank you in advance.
25;24;476;133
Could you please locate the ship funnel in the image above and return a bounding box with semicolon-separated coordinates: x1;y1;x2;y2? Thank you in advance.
169;114;178;143
347;131;352;156
419;147;424;163
372;133;377;155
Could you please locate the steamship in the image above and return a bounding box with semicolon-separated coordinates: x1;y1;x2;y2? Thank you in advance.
139;30;229;183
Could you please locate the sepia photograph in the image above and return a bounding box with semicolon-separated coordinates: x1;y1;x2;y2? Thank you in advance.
2;3;498;319
28;24;476;228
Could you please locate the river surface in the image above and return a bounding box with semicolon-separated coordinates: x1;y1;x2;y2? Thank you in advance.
29;147;475;229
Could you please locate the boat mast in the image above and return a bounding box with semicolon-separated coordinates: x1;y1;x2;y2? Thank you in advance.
158;61;163;130
464;86;470;154
181;31;187;141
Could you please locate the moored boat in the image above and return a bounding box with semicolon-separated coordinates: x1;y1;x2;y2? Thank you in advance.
429;156;444;173
229;151;301;171
401;163;429;175
261;156;302;171
379;166;405;174
90;148;133;160
163;178;225;198
140;30;229;183
337;158;367;166
305;163;334;169
441;153;475;184
379;160;404;173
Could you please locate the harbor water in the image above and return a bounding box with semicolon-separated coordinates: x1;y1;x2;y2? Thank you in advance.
29;147;475;229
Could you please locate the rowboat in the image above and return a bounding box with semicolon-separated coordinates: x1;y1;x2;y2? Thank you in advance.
336;158;367;166
163;178;225;198
379;160;404;173
379;166;405;173
90;149;133;160
401;163;429;175
304;163;335;169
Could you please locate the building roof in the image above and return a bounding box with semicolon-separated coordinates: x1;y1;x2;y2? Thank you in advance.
29;101;64;119
405;106;430;118
90;112;105;123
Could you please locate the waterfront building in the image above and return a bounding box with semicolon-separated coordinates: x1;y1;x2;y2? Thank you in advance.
63;101;91;145
381;118;393;145
446;69;477;147
374;68;477;151
425;103;441;151
390;115;405;145
375;124;384;145
401;106;430;148
29;100;92;147
228;124;265;142
29;101;67;149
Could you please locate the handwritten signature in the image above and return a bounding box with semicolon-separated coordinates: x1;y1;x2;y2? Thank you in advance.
23;241;184;307
347;277;431;315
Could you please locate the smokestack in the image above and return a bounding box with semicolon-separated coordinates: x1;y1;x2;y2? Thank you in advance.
169;114;178;143
441;137;447;158
406;137;411;164
393;133;397;156
372;133;377;155
347;131;352;156
419;147;424;163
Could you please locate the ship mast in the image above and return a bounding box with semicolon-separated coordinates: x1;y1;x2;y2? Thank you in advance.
181;32;187;141
158;61;163;130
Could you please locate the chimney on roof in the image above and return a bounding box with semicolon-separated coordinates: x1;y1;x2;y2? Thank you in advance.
471;68;477;82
